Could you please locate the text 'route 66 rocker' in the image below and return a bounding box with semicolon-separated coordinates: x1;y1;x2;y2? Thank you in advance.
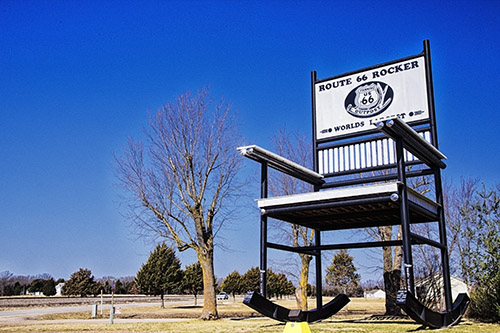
237;40;469;328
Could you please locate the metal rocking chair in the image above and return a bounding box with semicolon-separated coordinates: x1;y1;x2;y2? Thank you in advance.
238;40;469;328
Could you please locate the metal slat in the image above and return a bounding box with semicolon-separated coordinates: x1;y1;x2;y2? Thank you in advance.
315;128;434;176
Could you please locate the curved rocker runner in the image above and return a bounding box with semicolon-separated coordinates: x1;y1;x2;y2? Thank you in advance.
396;290;470;329
243;291;350;323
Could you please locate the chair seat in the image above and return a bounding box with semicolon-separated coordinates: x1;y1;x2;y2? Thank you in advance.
258;182;439;231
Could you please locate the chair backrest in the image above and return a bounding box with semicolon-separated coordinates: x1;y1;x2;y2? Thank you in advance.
317;128;432;175
311;40;438;189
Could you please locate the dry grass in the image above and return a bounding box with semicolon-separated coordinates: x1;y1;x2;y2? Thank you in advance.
1;297;499;332
2;317;499;332
36;297;386;320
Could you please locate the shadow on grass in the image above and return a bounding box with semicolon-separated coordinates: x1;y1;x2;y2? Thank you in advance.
228;314;442;331
350;314;415;325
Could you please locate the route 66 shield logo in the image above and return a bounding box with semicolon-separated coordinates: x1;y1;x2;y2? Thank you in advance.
345;81;393;118
355;83;380;110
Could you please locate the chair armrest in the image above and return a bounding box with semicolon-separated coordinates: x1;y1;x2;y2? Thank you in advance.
376;118;446;169
237;145;325;186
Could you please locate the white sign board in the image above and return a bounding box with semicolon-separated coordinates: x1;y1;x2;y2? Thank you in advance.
315;55;429;140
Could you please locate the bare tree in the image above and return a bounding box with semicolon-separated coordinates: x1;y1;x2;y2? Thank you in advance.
269;129;314;310
411;177;480;310
115;87;244;320
365;224;403;315
0;271;13;296
444;177;479;287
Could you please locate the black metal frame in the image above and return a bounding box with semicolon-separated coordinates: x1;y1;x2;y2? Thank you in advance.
239;40;469;327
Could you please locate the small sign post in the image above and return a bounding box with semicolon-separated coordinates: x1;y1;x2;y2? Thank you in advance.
109;306;115;324
100;289;103;316
109;279;116;324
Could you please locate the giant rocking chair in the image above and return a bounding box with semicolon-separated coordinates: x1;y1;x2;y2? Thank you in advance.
237;40;469;328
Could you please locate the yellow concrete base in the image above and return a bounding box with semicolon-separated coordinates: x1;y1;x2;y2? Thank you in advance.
283;322;311;333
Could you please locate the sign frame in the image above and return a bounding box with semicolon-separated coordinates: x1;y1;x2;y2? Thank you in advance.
312;41;437;145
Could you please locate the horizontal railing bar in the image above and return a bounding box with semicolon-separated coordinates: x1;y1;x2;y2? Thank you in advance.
237;145;325;186
267;240;403;253
321;167;433;189
319;160;425;179
377;119;446;169
267;233;444;254
410;232;447;249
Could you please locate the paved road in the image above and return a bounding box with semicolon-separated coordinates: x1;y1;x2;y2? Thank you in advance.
0;302;162;323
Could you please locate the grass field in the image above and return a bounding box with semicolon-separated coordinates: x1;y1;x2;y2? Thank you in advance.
1;297;499;332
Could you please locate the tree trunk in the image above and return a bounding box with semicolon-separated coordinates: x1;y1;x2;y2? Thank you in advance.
383;269;401;315
198;249;218;320
295;253;312;310
161;293;165;309
380;226;403;315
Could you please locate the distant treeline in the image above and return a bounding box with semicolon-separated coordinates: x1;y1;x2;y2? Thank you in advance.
0;271;136;296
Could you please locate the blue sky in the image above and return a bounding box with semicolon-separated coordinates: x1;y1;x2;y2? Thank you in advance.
1;1;499;282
